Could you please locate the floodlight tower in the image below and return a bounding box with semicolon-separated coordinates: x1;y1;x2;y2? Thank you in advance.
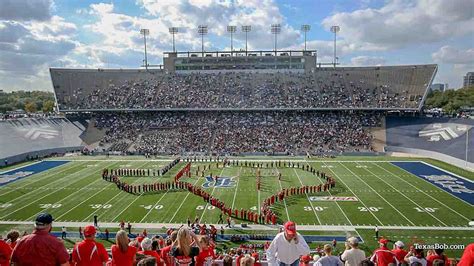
301;24;311;51
330;25;340;68
169;27;178;53
227;25;236;55
271;24;281;56
140;28;150;70
241;25;251;55
198;25;208;57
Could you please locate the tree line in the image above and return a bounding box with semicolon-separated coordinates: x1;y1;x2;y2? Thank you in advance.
0;91;55;114
424;86;474;114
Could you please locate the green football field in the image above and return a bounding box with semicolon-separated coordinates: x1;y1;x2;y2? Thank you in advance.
0;156;473;257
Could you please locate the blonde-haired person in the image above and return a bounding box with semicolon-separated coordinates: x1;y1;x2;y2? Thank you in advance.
111;230;137;266
195;236;216;266
171;227;200;266
240;254;255;266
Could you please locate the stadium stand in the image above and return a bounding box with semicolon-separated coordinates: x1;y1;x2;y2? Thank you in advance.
91;111;381;155
51;65;437;111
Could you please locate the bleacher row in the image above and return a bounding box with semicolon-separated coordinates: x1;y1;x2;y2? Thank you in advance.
51;65;436;110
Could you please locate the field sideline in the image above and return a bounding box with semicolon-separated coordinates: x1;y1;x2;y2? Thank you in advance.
0;155;473;257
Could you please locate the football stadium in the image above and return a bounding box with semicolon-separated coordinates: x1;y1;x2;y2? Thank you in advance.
1;1;473;265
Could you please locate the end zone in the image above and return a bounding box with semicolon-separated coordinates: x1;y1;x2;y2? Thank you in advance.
0;160;70;186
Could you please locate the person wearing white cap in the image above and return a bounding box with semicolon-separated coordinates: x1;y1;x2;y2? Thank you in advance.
340;237;366;266
138;237;162;264
391;241;408;264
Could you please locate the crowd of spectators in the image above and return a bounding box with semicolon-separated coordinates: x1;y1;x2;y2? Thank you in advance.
1;214;473;266
56;68;434;110
93;112;380;155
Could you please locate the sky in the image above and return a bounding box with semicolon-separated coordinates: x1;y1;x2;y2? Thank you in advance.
0;0;473;92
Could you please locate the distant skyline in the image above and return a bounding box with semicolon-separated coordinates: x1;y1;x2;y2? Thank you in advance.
0;0;473;92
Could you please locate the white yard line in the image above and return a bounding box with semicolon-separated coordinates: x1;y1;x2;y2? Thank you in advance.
338;162;416;226
357;162;448;226
293;169;322;225
0;162;113;219
0;161;88;198
375;162;471;222
199;168;226;222
304;161;354;226
169;176;204;223
231;167;242;210
322;162;385;226
139;190;170;223
276;170;291;221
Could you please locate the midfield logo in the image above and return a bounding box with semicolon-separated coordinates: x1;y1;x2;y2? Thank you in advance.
24;128;59;140
418;123;470;141
202;176;236;188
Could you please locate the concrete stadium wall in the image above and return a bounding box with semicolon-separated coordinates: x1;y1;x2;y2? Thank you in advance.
385;146;473;171
1;146;84;165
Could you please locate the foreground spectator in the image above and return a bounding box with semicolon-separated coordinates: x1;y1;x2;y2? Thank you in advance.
6;230;20;250
111;230;137;266
340;237;365;266
404;248;427;266
161;230;178;266
171;228;200;266
426;248;450;266
11;213;69;266
267;221;310;266
314;244;343;266
370;239;396;266
457;243;474;266
0;235;11;266
240;255;255;266
137;257;157;266
138;237;162;265
195;236;216;266
71;225;109;266
391;241;407;264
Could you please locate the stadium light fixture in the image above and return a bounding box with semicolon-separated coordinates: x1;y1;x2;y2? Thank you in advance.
330;25;340;68
140;28;150;70
301;24;311;51
169;27;178;53
241;25;252;55
271;24;281;55
198;25;208;57
227;25;237;55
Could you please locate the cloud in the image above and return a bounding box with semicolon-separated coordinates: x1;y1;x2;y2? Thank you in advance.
432;45;474;65
321;0;474;50
350;56;386;66
0;0;52;21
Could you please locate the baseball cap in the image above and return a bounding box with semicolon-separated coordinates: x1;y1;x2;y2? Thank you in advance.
301;255;311;263
35;213;54;225
348;237;359;245
83;225;96;237
379;238;389;245
284;221;297;236
394;241;405;248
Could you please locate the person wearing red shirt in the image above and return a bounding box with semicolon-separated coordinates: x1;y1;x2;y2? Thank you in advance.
0;237;12;266
391;241;408;264
370;238;397;266
161;231;178;266
195;236;216;266
138;238;163;266
11;213;69;266
111;230;137;266
458;243;474;266
252;253;261;266
71;225;109;266
6;230;20;250
426;248;450;266
235;249;244;266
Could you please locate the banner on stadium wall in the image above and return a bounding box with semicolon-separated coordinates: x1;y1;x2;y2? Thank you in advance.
309;196;359;202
